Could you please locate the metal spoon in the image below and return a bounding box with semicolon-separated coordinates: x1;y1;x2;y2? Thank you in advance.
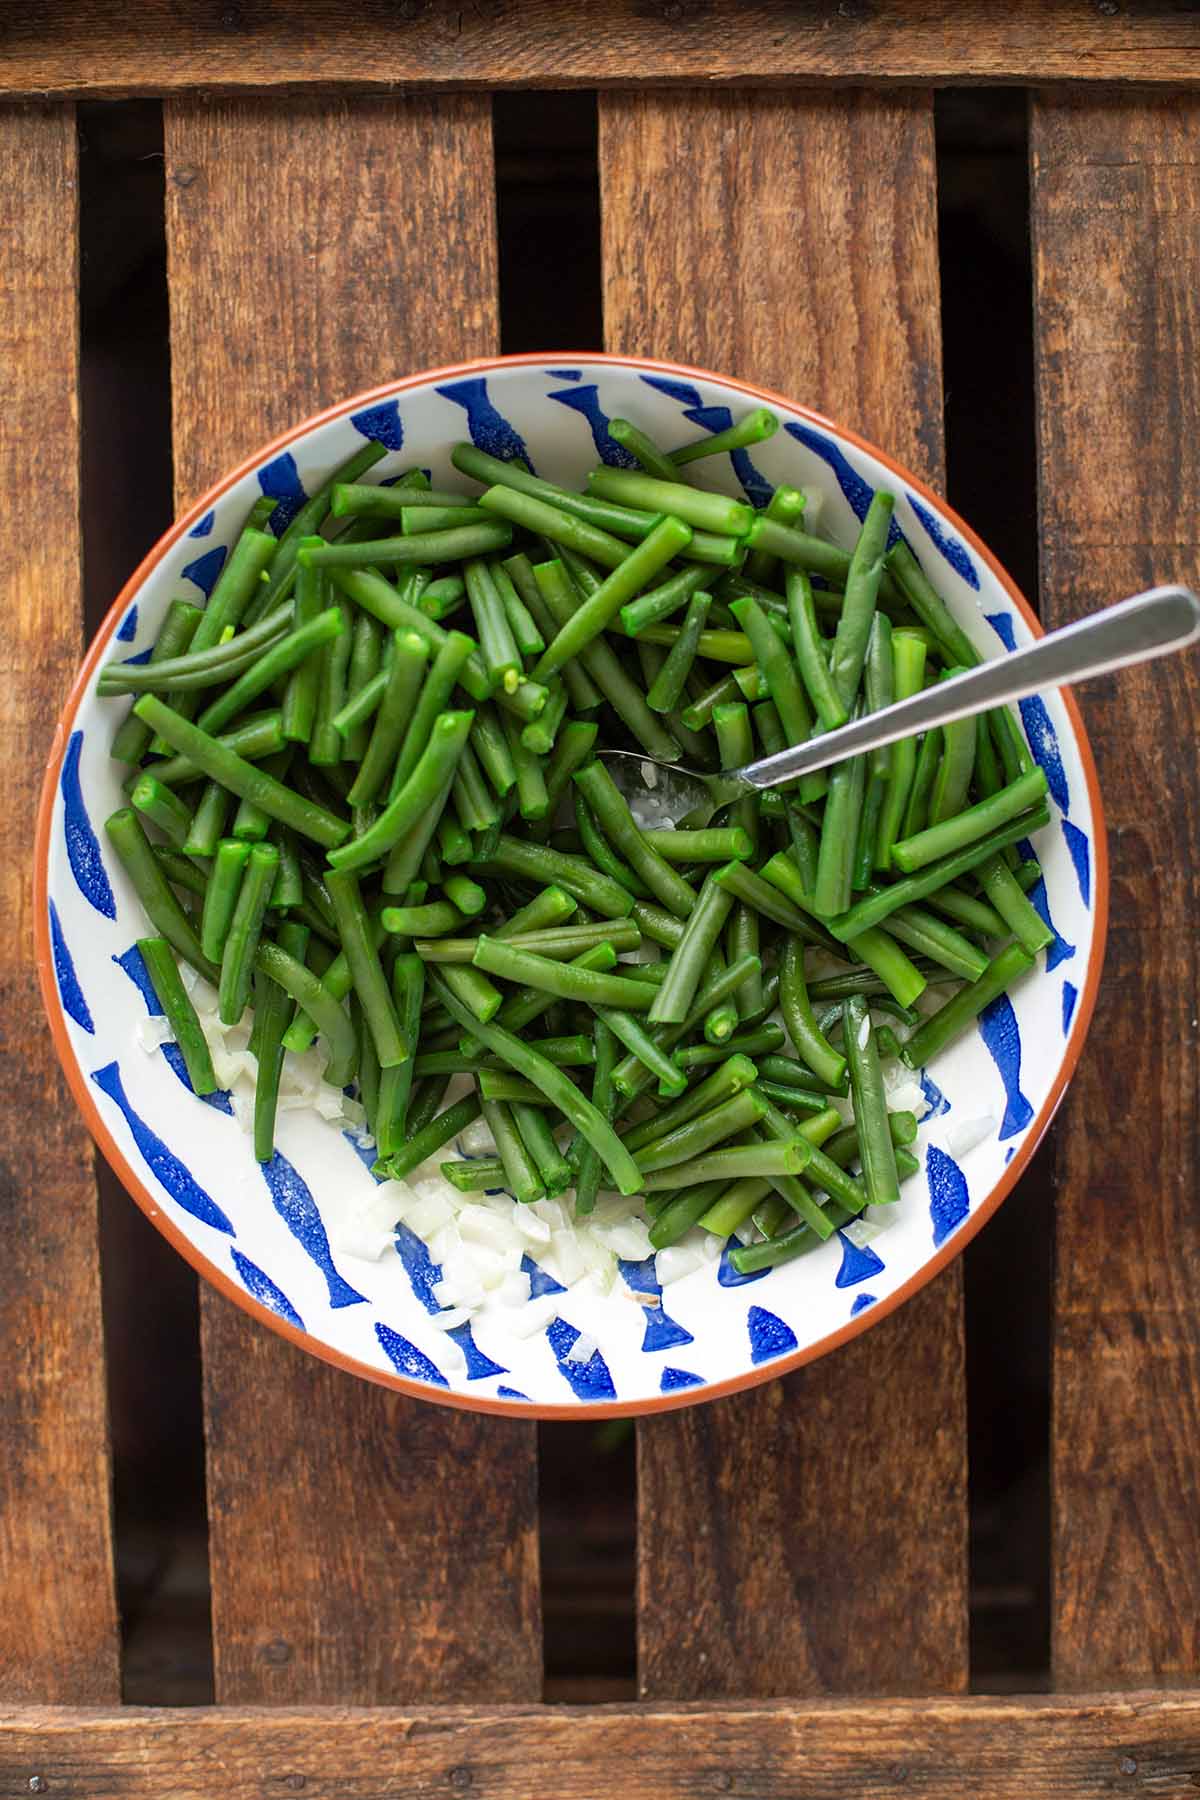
601;584;1200;828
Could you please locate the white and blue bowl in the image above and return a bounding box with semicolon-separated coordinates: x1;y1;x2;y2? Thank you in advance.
35;354;1107;1417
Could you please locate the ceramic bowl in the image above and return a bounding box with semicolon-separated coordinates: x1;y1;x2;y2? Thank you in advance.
35;353;1106;1416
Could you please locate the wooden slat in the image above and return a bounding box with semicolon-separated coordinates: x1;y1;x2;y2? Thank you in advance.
0;103;121;1704
599;89;967;1698
3;3;1200;98
1030;90;1200;1690
4;1694;1200;1796
164;95;541;1704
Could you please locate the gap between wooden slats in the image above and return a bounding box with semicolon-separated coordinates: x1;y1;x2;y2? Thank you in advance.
598;87;968;1699
1030;88;1200;1689
0;101;121;1704
162;94;541;1704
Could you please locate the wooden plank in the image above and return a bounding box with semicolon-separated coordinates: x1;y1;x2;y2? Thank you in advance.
3;2;1200;99
1030;90;1200;1690
1;102;121;1704
4;1694;1200;1796
599;89;967;1699
164;95;541;1704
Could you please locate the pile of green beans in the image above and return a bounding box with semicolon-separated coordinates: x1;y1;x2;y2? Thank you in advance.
100;416;1050;1269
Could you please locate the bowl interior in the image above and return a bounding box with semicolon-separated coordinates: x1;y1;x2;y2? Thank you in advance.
38;355;1105;1415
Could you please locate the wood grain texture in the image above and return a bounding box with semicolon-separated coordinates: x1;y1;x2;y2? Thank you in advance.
599;89;967;1699
2;3;1200;98
1031;90;1200;1690
165;95;540;1704
4;1694;1200;1796
0;104;120;1704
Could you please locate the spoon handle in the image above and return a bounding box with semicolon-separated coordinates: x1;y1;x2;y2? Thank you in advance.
736;584;1200;792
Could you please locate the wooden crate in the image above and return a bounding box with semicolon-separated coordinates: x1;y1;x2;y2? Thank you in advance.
2;11;1198;1790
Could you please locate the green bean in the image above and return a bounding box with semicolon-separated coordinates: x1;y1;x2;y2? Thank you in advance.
670;407;778;465
418;573;467;622
886;539;980;670
218;841;278;1025
621;565;709;637
326;711;474;873
189;523;277;655
729;593;815;750
131;696;347;849
593;1007;686;1096
531;559;680;758
751;1101;841;1235
901;942;1036;1068
573;760;697;918
647;873;734;1026
647;1179;730;1250
344;630;429;809
477;481;632;568
645;590;711;714
231;748;292;842
902;724;943;843
252;442;387;617
486;559;543;661
440;1157;507;1191
575;789;649;898
927;884;1008;938
642;827;753;863
373;1092;482;1182
572;1017;616;1217
615;956;764;1095
439;963;503;1023
417;920;642;964
929;684;977;828
428;970;642;1195
496;886;578;937
97;603;292;696
680;670;742;732
843;995;901;1207
977;854;1054;957
451;741;500;832
643;1140;812;1192
425;1035;594;1075
512;1102;573;1196
381;901;470;937
637;1087;768;1173
269;826;303;910
470;703;517;798
471;936;654;1010
478;1098;544;1203
586;467;752;537
381;759;458;895
137;937;218;1095
397;504;490;535
874;629;929;871
622;1055;759;1155
756;1080;831;1115
106;808;214;977
131;772;193;849
892;768;1048;875
606;418;679;481
465;557;522;694
483;942;616;1039
403;1074;450;1137
786;568;848;730
191;611;339;741
110;601;202;762
711;859;838;951
505;554;603;715
880;901;989;982
373;954;425;1158
519;681;568;759
300;518;513;574
340;611;384;762
471;832;634;919
183;780;229;859
774;940;844;1091
845;926;926;1009
813;736;867;919
322;567;491;706
630;901;684;950
252;919;309;1160
743;484;804;586
197;838;248;963
530;516;692;683
500;704;550;821
323;868;406;1066
148;711;286;787
477;1070;554;1106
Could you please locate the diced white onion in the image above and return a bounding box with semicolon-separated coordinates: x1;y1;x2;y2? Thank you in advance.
946;1115;996;1159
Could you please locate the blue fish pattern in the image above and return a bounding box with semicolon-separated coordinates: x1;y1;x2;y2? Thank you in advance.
351;399;404;451
394;1220;440;1314
231;1248;304;1329
257;452;306;534
91;1060;234;1235
984;612;1071;813
927;1145;969;1248
181;544;227;599
546;367;582;381
436;377;534;472
783;423;904;547
850;1292;878;1316
61;731;115;919
1062;820;1091;908
835;1231;885;1287
113;944;160;1012
548;384;638;466
672;402;774;509
660;1365;705;1393
906;492;980;589
546;1317;617;1400
977;994;1034;1138
445;1321;507;1380
522;1253;566;1299
116;604;139;641
747;1304;798;1364
375;1321;448;1388
1061;978;1079;1036
617;1255;694;1349
159;1042;233;1113
259;1151;366;1308
498;1385;530;1400
919;1068;951;1117
188;509;215;538
49;899;94;1033
342;1128;385;1182
716;1239;768;1287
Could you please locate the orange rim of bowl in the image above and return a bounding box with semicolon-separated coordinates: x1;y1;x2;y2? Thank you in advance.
34;351;1109;1420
